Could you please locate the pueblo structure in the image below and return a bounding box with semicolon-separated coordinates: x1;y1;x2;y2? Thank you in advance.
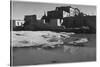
11;6;96;33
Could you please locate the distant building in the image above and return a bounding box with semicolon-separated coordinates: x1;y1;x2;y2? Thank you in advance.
15;20;24;27
11;20;24;27
20;6;96;33
23;15;37;30
41;6;80;27
10;20;24;31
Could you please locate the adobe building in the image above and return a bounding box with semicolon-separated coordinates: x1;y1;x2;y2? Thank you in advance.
41;6;78;28
11;20;24;30
23;15;37;30
22;6;96;33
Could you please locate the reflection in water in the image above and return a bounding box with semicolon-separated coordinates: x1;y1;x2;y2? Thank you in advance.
12;44;96;66
63;46;78;53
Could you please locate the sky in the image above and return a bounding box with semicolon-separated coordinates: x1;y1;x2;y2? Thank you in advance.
11;1;96;20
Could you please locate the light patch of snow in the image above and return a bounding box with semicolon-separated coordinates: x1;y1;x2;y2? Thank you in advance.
11;31;88;48
11;31;72;47
68;38;88;44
